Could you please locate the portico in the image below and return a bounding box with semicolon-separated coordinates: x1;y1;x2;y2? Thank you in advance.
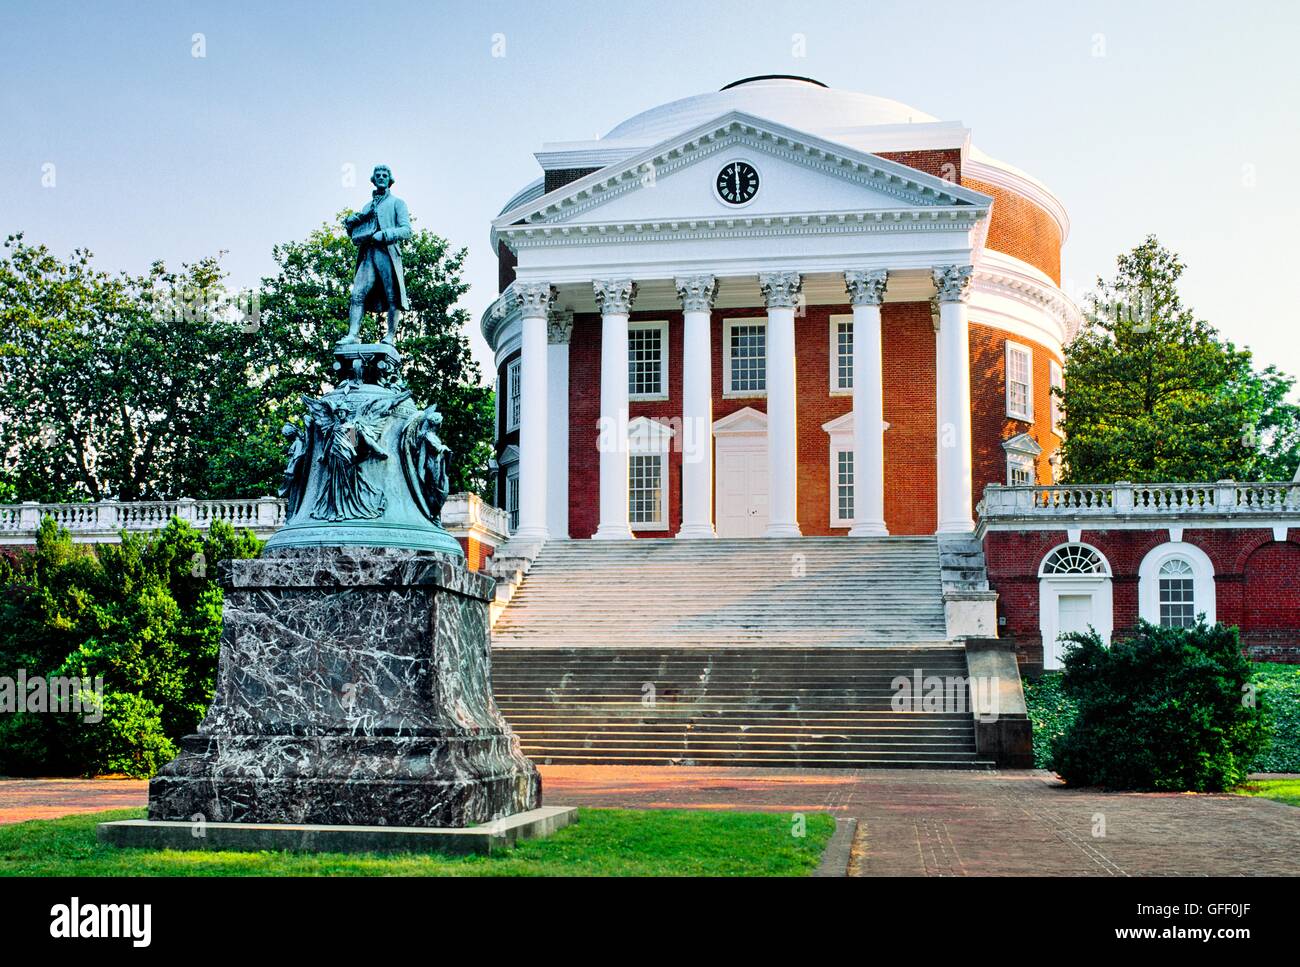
482;81;1079;545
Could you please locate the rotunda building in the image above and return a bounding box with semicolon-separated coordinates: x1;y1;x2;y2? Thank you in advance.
481;76;1079;540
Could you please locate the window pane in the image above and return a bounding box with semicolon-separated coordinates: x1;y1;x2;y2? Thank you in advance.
729;324;766;393
628;326;664;397
506;473;520;532
1008;348;1030;416
629;454;663;526
836;320;853;390
508;362;522;430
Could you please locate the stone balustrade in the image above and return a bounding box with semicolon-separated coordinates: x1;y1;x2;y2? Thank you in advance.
0;493;509;548
977;479;1300;527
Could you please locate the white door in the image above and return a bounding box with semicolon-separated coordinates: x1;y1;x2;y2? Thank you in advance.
716;447;768;538
1052;593;1094;667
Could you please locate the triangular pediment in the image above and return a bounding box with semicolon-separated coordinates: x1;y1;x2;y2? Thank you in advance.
494;111;992;242
1002;432;1042;456
713;406;767;435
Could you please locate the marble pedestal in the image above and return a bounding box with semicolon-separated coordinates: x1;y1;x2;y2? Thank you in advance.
148;547;540;828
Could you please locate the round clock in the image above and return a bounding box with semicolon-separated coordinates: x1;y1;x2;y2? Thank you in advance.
715;160;760;206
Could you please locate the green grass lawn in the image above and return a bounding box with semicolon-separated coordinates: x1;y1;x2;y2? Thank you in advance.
0;807;835;877
1233;778;1300;808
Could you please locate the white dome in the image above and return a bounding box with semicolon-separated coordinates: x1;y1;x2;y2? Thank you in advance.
602;76;940;143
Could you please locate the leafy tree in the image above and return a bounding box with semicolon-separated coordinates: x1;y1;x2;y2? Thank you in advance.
0;234;258;501
250;216;494;498
0;517;261;777
1050;621;1269;791
1059;236;1299;483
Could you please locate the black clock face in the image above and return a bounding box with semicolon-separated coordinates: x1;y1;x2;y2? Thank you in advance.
716;161;760;205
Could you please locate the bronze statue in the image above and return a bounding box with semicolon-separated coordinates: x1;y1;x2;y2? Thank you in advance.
304;392;409;521
279;419;312;518
340;164;411;346
400;405;452;526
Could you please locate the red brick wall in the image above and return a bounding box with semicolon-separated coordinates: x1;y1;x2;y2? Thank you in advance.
962;177;1062;284
881;302;938;535
456;535;496;571
984;527;1300;669
969;323;1063;504
878;149;962;183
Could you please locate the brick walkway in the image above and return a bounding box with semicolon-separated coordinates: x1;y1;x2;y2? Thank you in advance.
3;768;1297;875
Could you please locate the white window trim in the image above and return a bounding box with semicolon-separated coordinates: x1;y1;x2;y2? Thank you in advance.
723;317;767;399
499;445;521;535
823;412;855;528
1037;542;1114;670
1138;542;1216;626
628;319;670;401
505;358;522;433
627;416;675;532
829;313;853;396
1005;341;1034;422
1049;359;1064;432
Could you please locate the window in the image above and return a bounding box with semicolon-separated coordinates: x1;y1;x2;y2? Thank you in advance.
1002;432;1041;487
833;449;855;526
1006;342;1033;421
629;454;664;528
505;468;520;533
1041;544;1108;575
1007;452;1034;486
628;320;669;400
506;359;522;432
830;315;853;393
1139;543;1215;627
1158;558;1196;628
627;416;674;531
1049;360;1064;431
724;319;766;397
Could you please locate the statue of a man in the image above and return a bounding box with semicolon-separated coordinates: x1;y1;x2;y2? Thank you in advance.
340;164;411;345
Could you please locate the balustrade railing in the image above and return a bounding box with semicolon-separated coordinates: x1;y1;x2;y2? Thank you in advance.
979;479;1300;521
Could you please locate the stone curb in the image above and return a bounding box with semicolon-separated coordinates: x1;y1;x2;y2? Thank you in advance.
813;815;857;877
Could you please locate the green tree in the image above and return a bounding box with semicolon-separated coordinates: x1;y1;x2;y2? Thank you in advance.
250;217;494;497
0;234;259;501
0;517;260;777
1059;235;1299;483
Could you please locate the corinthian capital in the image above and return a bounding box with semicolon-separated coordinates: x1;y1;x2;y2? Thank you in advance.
514;282;556;318
547;307;573;345
932;265;974;304
593;278;637;315
675;275;718;312
758;271;803;309
844;269;889;306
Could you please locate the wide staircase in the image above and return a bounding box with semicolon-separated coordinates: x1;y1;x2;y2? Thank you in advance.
490;538;992;769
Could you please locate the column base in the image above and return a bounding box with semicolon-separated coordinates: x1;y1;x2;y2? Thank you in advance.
763;522;803;538
848;521;889;537
675;524;717;539
936;519;976;535
592;524;635;540
511;525;550;544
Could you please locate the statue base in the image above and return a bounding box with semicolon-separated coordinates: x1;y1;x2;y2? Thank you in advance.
147;548;540;828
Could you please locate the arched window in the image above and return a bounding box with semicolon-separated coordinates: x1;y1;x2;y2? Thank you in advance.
1040;544;1109;576
1138;543;1216;627
1157;558;1196;628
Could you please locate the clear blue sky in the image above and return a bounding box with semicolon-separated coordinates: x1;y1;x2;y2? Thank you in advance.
2;0;1297;382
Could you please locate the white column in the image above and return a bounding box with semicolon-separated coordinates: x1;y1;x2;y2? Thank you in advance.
758;271;802;537
593;278;637;540
546;307;573;540
675;275;718;539
934;265;975;533
513;282;555;544
845;269;889;536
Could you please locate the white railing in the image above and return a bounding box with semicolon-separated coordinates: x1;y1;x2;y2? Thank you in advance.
0;493;506;545
979;479;1300;522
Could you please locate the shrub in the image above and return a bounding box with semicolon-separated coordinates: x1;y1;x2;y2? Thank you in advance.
0;516;260;778
1250;663;1300;773
1050;621;1270;791
1023;673;1076;768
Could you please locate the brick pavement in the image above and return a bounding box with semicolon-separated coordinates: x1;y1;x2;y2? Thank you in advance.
2;768;1296;875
